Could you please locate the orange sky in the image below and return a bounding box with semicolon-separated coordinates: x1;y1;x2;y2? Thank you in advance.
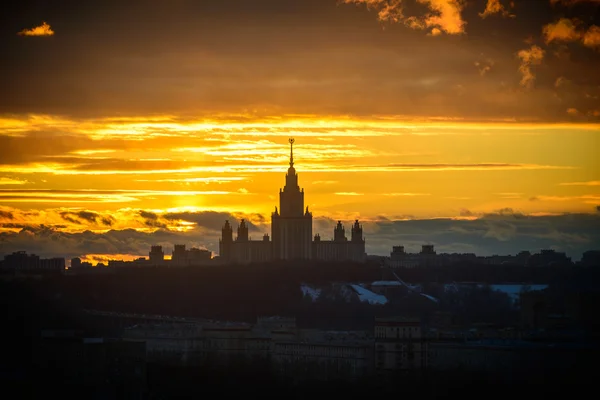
1;0;599;261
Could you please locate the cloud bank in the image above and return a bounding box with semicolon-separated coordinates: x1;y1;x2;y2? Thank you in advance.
0;207;598;262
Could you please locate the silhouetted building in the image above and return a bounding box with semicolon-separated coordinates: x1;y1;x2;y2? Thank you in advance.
172;244;187;266
312;220;366;261
149;245;165;264
219;220;272;264
70;257;82;269
219;139;366;264
3;251;65;273
527;249;572;267
579;250;600;267
170;244;212;266
271;138;313;260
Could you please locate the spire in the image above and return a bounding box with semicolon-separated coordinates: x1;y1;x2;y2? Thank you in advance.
289;137;295;168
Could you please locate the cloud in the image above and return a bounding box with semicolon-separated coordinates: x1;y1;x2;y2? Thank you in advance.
0;177;28;185
516;45;545;89
315;211;599;259
59;211;115;226
560;181;600;186
17;22;54;37
566;108;580;116
335;192;364;196
382;192;430;196
474;59;495;76
543;18;600;49
341;0;465;35
379;163;570;171
415;0;466;35
582;26;600;48
479;0;514;19
1;206;598;261
312;181;339;185
0;189;234;204
0;210;14;220
554;76;569;88
135;177;247;184
529;194;600;202
543;18;582;44
340;0;405;22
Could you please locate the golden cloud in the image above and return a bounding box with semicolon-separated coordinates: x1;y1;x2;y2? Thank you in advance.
342;0;465;35
479;0;514;18
0;177;28;185
18;22;54;37
543;18;582;43
582;25;600;48
417;0;466;35
543;18;600;49
560;181;600;186
340;0;405;22
516;45;545;89
335;192;364;196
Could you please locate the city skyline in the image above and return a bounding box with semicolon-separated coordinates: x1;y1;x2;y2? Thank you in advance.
1;0;599;262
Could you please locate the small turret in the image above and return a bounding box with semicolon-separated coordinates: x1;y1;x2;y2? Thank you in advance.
221;220;233;242
237;219;249;242
351;219;364;242
334;220;347;242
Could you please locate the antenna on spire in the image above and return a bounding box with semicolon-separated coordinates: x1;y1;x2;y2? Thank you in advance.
289;137;295;167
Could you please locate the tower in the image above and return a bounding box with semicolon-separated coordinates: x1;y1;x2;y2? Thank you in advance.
334;221;347;242
219;220;233;261
351;219;366;262
351;220;363;242
172;245;187;266
149;245;164;264
271;138;313;260
237;219;249;241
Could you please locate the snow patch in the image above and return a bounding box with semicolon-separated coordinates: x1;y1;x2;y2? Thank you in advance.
301;285;321;302
349;284;388;305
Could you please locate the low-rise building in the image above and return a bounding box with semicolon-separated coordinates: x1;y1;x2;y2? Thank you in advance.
374;317;428;372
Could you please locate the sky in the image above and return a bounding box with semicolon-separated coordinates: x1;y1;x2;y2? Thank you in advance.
1;0;599;263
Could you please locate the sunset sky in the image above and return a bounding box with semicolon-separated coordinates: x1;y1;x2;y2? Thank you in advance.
1;0;599;264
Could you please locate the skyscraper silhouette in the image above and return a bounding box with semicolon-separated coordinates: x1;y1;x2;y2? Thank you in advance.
219;139;366;264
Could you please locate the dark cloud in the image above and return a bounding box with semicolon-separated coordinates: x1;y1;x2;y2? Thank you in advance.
101;217;115;226
139;210;158;220
163;211;264;233
315;212;600;259
0;211;598;261
0;210;14;220
0;0;598;121
75;211;100;223
58;211;115;226
459;208;474;217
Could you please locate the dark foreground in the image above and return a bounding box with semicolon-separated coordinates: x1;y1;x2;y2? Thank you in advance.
3;360;596;400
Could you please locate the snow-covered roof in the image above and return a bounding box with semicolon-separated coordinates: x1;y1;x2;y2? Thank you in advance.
349;284;388;305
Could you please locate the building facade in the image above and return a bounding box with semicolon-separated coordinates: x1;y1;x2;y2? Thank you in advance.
219;138;366;264
374;317;428;372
